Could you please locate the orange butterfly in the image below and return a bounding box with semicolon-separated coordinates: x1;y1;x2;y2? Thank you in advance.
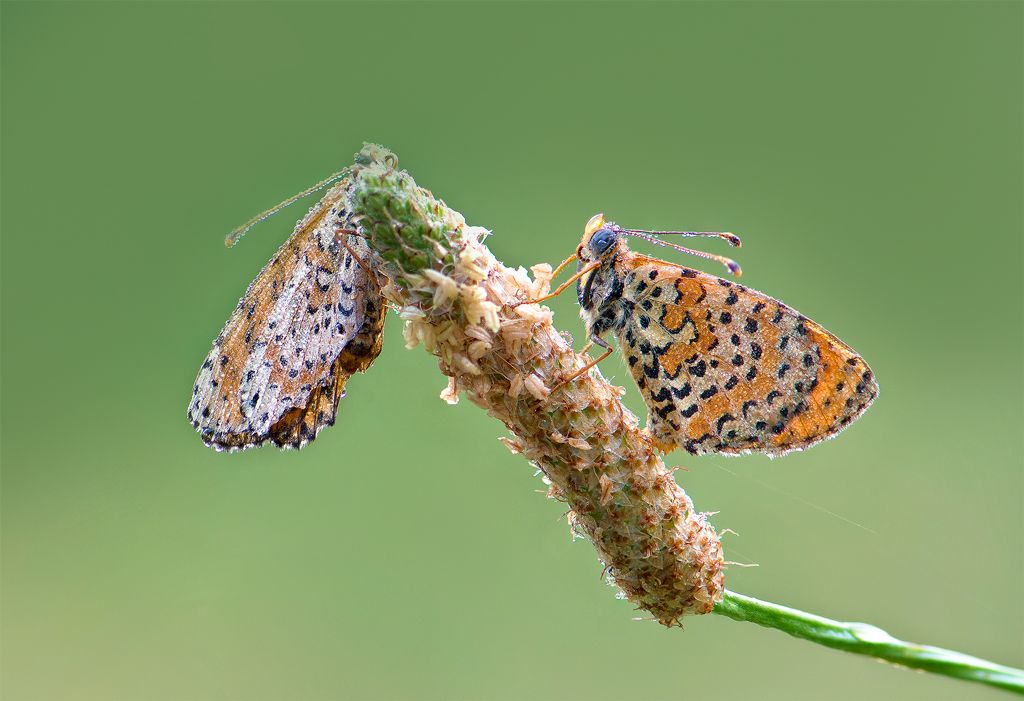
537;214;877;457
187;172;386;451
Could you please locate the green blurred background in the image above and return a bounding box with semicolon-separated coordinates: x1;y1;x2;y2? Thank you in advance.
2;2;1021;700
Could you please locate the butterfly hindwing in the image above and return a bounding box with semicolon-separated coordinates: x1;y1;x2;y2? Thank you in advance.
616;254;877;456
187;183;386;451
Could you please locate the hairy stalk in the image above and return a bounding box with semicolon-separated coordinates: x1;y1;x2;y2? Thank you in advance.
345;144;1022;692
351;148;723;623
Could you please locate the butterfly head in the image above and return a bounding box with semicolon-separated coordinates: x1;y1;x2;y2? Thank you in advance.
573;214;628;314
578;213;625;264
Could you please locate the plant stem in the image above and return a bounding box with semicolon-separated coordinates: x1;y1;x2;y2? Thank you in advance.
350;146;724;622
714;590;1024;694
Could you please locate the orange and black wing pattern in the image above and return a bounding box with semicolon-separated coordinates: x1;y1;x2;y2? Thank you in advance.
614;253;877;456
187;182;386;451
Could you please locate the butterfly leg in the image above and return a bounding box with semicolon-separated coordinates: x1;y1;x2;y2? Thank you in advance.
519;260;600;307
553;334;614;390
335;229;379;283
334;226;365;241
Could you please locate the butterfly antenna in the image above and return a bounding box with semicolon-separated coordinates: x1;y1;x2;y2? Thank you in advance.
224;167;351;247
620;228;741;248
626;231;743;277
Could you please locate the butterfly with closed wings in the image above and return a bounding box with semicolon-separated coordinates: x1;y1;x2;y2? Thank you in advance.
534;214;877;457
187;171;387;451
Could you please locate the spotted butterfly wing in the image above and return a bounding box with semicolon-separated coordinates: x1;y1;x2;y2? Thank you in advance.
187;181;386;451
616;255;877;456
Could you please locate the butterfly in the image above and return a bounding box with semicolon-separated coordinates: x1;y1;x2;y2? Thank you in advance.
535;213;878;457
187;169;387;451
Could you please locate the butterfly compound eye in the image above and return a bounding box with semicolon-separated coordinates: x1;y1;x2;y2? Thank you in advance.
590;228;618;255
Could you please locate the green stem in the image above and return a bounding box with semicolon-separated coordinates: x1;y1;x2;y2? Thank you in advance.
714;590;1024;694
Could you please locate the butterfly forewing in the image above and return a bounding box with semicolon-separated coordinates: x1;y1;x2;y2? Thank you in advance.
187;182;386;451
615;254;877;456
